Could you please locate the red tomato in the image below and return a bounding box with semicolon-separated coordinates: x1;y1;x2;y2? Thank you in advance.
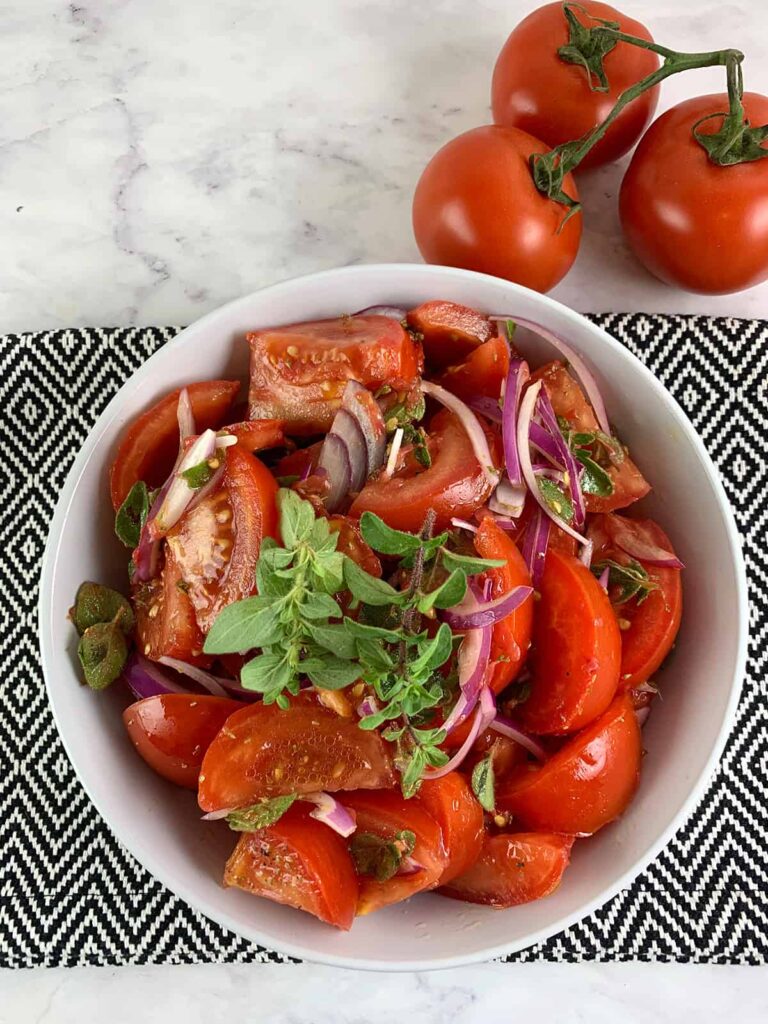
492;2;659;170
594;514;683;690
475;517;534;694
224;804;358;930
198;694;396;813
435;335;510;402
123;693;241;789
412;125;582;294
342;790;448;914
167;446;278;634
498;694;641;834
328;516;382;577
273;441;322;480
222;419;286;453
620;93;768;294
406;301;495;369
516;549;621;735
350;410;495;532
109;380;240;509
462;731;527;781
532;361;650;513
247;316;422;434
416;773;485;884
440;832;574;907
134;545;210;666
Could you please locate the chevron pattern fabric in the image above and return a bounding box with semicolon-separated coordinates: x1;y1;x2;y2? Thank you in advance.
0;316;764;968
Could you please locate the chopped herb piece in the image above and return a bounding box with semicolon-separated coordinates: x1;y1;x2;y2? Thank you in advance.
349;829;416;882
70;581;134;635
114;480;150;548
77;621;128;690
181;459;216;490
471;754;496;812
226;794;297;831
593;558;658;605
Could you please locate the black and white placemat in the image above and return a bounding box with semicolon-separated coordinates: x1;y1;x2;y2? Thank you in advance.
0;315;764;968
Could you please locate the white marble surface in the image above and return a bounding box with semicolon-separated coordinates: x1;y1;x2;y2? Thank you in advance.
3;0;768;1018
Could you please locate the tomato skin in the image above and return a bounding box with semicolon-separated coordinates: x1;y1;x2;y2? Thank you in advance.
498;694;641;835
492;2;659;171
440;832;574;907
328;515;382;578
341;790;448;914
224;804;358;930
516;549;621;735
435;335;510;402
474;517;534;695
248;316;422;434
198;694;396;813
134;546;210;666
620;92;768;294
416;773;485;884
168;446;278;634
223;419;286;453
123;694;242;789
406;301;495;369
350;410;495;532
532;361;650;513
595;515;683;689
110;380;240;509
412;125;582;294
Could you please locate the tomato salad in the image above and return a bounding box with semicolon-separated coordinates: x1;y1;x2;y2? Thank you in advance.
72;301;683;929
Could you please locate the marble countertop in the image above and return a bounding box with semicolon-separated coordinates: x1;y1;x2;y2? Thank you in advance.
3;0;767;1019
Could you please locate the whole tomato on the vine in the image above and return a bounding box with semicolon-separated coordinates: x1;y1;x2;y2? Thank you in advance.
492;1;660;170
620;91;768;293
411;125;582;293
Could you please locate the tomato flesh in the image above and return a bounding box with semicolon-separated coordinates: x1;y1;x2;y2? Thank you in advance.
435;335;510;402
516;549;620;735
224;803;358;930
134;546;210;666
123;693;242;789
110;380;240;509
440;832;574;907
168;446;278;634
406;301;494;369
350;410;495;532
248;315;422;434
198;694;396;813
223;419;286;453
341;790;448;914
416;773;485;884
498;694;641;835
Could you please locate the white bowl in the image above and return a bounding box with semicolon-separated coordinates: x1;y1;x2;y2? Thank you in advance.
39;264;747;970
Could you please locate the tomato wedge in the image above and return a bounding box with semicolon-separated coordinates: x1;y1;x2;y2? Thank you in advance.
406;301;495;369
350;410;495;532
248;315;422;434
224;803;358;930
222;419;286;453
532;361;650;513
198;694;396;813
416;773;485;883
435;334;510;401
342;790;448;914
123;693;241;789
516;549;621;735
110;380;240;509
167;446;278;634
440;832;574;907
595;515;683;690
498;694;641;835
134;545;210;666
328;515;382;577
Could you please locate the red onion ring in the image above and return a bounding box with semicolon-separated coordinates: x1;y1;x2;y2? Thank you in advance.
442;585;532;630
501;358;530;486
489;715;547;761
303;792;357;837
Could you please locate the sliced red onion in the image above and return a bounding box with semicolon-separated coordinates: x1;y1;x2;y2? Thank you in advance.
635;707;651;728
597;566;610;590
501;358;530;486
215;433;238;449
201;807;237;821
468;396;503;423
488;477;526;518
442;626;493;735
123;652;189;701
450;517;478;534
381;427;404;482
329;408;368;492
317;433;352;512
521;506;551;588
421;381;500;488
535;388;586;529
302;792;357;838
342;381;387;475
528;421;565;466
579;538;594;570
607;516;685;569
483;514;519;531
442;585;532;630
398;856;424;876
490;715;547;761
177;387;195;441
153;429;218;535
424;687;497;780
353;305;407;320
492;316;610;435
157;656;230;697
518;382;589;549
357;695;380;718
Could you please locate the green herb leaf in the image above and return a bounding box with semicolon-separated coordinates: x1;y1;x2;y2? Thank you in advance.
408;622;453;676
343;617;403;644
537;476;574;523
301;654;361;690
226;794;297;831
574;448;614;497
355;638;396;674
70;582;135;636
300;591;343;620
471;755;496;812
343;557;406;607
439;548;506;575
593;558;658;605
349;830;416;882
240;652;293;700
277;487;315;548
77;621;128;690
359;512;425;557
304;622;358;661
400;748;427;798
114;481;150;548
181;460;215;490
203;596;284;654
417;568;467;613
